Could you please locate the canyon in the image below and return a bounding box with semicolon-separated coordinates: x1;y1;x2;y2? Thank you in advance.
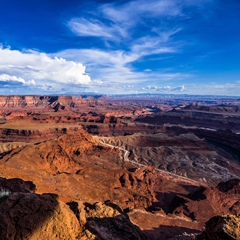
0;95;239;239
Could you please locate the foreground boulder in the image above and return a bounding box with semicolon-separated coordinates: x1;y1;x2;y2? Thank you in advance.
0;177;147;240
0;192;80;240
196;215;240;240
79;200;147;240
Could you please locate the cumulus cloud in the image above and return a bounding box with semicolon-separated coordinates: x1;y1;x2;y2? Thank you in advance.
0;47;91;93
56;43;179;87
0;74;35;86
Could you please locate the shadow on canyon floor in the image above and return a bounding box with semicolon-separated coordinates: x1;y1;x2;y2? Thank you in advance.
143;225;201;240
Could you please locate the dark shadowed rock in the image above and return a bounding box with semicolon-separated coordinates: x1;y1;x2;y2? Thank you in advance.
0;177;36;193
83;200;148;240
196;215;240;240
0;192;80;240
217;179;240;194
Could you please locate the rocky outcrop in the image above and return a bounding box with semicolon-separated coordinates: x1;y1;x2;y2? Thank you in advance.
0;177;36;193
196;215;240;240
75;200;147;240
0;178;147;240
117;167;157;210
0;129;112;175
0;129;157;211
0;192;81;240
147;177;240;227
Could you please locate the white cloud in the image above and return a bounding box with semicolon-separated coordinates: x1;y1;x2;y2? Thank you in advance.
102;0;182;25
64;0;186;93
56;45;189;94
0;47;91;92
0;0;219;95
61;49;138;67
68;0;185;44
0;74;36;86
56;41;177;78
131;36;176;56
68;18;127;41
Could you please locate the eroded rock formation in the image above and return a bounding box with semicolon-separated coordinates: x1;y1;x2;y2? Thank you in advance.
0;178;147;240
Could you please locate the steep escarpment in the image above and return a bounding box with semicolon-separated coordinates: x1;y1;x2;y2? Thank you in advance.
182;103;240;113
164;125;240;161
217;178;240;194
84;121;161;136
0;127;70;142
0;95;77;109
159;179;240;224
136;106;240;133
0;95;106;119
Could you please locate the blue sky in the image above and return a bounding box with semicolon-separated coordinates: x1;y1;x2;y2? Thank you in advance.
0;0;240;95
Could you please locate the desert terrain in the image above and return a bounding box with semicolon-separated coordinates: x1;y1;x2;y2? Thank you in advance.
0;95;240;239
